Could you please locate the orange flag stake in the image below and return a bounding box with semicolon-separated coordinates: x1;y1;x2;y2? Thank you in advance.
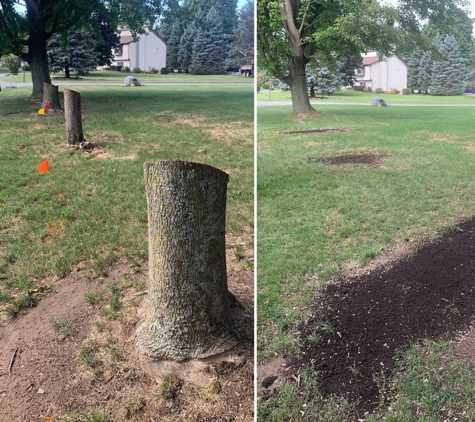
37;160;50;175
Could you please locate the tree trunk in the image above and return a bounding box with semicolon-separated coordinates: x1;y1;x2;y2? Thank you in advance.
42;83;62;111
64;89;84;145
28;36;52;100
281;0;316;115
136;160;237;362
287;55;315;115
65;67;71;79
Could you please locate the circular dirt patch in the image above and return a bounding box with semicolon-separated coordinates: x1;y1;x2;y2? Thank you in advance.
289;217;475;416
309;152;389;167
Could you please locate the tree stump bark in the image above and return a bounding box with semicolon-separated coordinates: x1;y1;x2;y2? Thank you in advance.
64;88;85;145
42;82;62;111
136;161;238;364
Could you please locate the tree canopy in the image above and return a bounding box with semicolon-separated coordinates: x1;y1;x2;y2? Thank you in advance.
0;0;161;98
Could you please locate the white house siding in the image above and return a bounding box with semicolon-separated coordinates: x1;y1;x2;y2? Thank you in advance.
356;52;408;92
128;32;167;71
109;28;167;71
386;57;407;91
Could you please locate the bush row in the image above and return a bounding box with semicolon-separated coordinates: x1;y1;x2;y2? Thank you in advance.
105;66;170;74
352;86;412;95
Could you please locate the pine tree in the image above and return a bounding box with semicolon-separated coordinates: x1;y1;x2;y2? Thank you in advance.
306;64;343;97
418;51;433;93
430;34;466;95
157;0;185;71
407;48;423;91
189;8;228;75
47;31;99;78
178;20;200;72
227;0;253;69
165;19;183;70
185;0;237;39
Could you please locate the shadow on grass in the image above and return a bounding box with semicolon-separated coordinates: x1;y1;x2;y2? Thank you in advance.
291;216;475;415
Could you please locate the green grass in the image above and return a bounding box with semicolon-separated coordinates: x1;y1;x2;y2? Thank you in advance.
0;83;253;312
50;315;73;339
367;341;475;421
257;103;475;418
258;88;475;104
258;367;355;421
78;339;99;368
2;70;253;84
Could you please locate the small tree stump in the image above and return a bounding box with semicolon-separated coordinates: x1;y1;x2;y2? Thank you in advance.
136;161;238;366
42;82;62;111
64;88;85;145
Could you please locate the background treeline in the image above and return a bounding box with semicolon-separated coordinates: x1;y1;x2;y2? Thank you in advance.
158;0;254;74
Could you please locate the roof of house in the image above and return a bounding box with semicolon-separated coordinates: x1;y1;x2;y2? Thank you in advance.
120;34;134;45
362;56;380;66
119;31;167;46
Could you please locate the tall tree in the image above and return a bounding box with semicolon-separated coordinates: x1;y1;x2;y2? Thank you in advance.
178;19;200;72
227;0;254;69
91;12;120;68
430;34;467;95
407;47;423;91
418;50;433;93
189;8;228;74
0;0;161;99
424;7;474;59
157;0;186;70
185;0;237;38
257;0;398;115
47;31;99;78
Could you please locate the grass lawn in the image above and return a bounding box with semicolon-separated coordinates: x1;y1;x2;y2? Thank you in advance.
258;88;475;104
0;83;253;315
257;103;475;419
1;70;253;84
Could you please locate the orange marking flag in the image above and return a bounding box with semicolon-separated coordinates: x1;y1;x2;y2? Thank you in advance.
37;160;50;175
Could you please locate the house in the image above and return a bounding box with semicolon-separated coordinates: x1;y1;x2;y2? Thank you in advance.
109;27;167;71
355;51;407;92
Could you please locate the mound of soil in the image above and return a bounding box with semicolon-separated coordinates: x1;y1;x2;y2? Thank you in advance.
290;217;475;415
308;153;389;166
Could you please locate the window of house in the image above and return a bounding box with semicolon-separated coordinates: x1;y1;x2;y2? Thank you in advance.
356;68;364;76
117;62;123;67
114;45;123;56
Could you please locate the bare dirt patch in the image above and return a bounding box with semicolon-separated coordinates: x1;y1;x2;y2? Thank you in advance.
288;217;475;417
257;356;288;400
277;128;349;135
0;240;254;421
308;152;390;167
453;327;475;373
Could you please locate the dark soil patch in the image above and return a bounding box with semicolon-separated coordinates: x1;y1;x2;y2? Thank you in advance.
309;152;389;166
277;128;349;135
289;217;475;416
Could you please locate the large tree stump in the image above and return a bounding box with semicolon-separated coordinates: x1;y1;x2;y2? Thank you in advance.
64;88;85;145
136;161;238;367
42;82;61;111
